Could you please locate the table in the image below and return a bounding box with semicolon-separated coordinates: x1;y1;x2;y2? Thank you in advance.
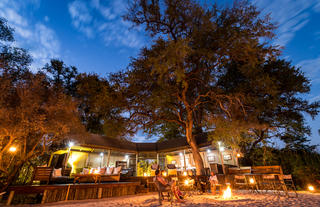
73;174;101;184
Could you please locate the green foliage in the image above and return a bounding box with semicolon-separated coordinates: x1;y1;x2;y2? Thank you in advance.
136;160;155;176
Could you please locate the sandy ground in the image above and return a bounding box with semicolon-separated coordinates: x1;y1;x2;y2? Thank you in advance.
20;191;320;207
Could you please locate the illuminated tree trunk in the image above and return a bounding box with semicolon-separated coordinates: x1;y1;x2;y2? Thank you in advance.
186;115;205;175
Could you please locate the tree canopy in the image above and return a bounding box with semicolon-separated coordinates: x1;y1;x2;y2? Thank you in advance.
120;0;319;174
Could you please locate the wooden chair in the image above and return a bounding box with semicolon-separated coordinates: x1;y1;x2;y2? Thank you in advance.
246;176;259;193
233;175;248;190
167;164;177;176
154;178;173;205
31;167;53;185
282;174;297;197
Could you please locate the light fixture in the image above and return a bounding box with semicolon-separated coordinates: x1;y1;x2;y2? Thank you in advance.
100;152;104;157
9;146;17;153
162;171;167;177
125;155;129;160
183;171;187;176
184;179;189;185
207;149;211;153
308;185;315;191
237;153;241;158
220;146;225;152
143;172;147;177
218;141;221;146
249;178;255;184
179;152;183;156
68;142;74;148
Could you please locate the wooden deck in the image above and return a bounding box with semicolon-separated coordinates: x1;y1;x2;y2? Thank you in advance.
5;182;140;205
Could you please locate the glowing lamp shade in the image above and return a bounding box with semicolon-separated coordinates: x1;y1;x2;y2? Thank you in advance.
143;172;147;177
183;171;187;176
308;185;315;191
162;171;167;177
9;146;17;152
220;146;225;152
184;180;189;185
68;142;74;148
249;178;255;184
237;153;241;158
207;149;211;153
100;152;104;157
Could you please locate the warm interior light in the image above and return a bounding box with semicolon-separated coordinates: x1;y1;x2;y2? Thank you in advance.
143;172;147;177
237;153;241;158
68;142;74;148
162;171;167;177
223;186;232;199
220;146;225;152
308;185;315;191
249;178;255;184
93;169;100;174
100;152;104;157
183;171;187;176
207;149;211;153
184;179;189;185
9;146;17;152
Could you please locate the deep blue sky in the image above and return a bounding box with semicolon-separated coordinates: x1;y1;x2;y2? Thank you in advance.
1;0;319;145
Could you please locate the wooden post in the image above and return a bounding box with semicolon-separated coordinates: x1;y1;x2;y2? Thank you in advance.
156;153;159;164
98;187;102;199
106;149;111;167
65;185;71;201
135;153;138;176
183;150;187;170
6;191;14;206
41;190;48;204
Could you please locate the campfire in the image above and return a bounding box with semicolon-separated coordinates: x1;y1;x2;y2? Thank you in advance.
222;185;232;199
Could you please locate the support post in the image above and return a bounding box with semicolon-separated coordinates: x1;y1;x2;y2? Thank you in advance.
135;153;138;176
65;185;71;201
106;149;111;167
6;191;14;206
41;190;48;204
98;187;103;199
183;150;187;170
156;153;159;164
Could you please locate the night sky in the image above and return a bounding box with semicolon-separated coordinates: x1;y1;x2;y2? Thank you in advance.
1;0;319;146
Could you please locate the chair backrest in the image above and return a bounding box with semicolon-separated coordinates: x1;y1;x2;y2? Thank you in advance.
62;168;72;176
167;164;176;169
251;166;283;175
262;174;276;180
33;167;53;182
228;168;240;175
282;174;292;180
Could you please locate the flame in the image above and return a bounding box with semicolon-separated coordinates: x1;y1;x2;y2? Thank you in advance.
223;186;232;199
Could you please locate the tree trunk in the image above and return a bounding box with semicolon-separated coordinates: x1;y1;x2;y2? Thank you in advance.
186;122;205;175
0;162;23;192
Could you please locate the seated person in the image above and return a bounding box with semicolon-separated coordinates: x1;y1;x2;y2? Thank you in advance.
209;171;219;195
154;169;184;202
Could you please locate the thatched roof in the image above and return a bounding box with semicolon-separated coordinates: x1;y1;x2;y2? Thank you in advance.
75;134;211;153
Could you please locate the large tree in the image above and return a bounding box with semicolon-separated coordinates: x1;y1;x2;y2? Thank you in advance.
0;18;82;190
122;0;279;175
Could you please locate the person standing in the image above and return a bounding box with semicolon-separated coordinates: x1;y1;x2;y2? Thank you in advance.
209;171;219;195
